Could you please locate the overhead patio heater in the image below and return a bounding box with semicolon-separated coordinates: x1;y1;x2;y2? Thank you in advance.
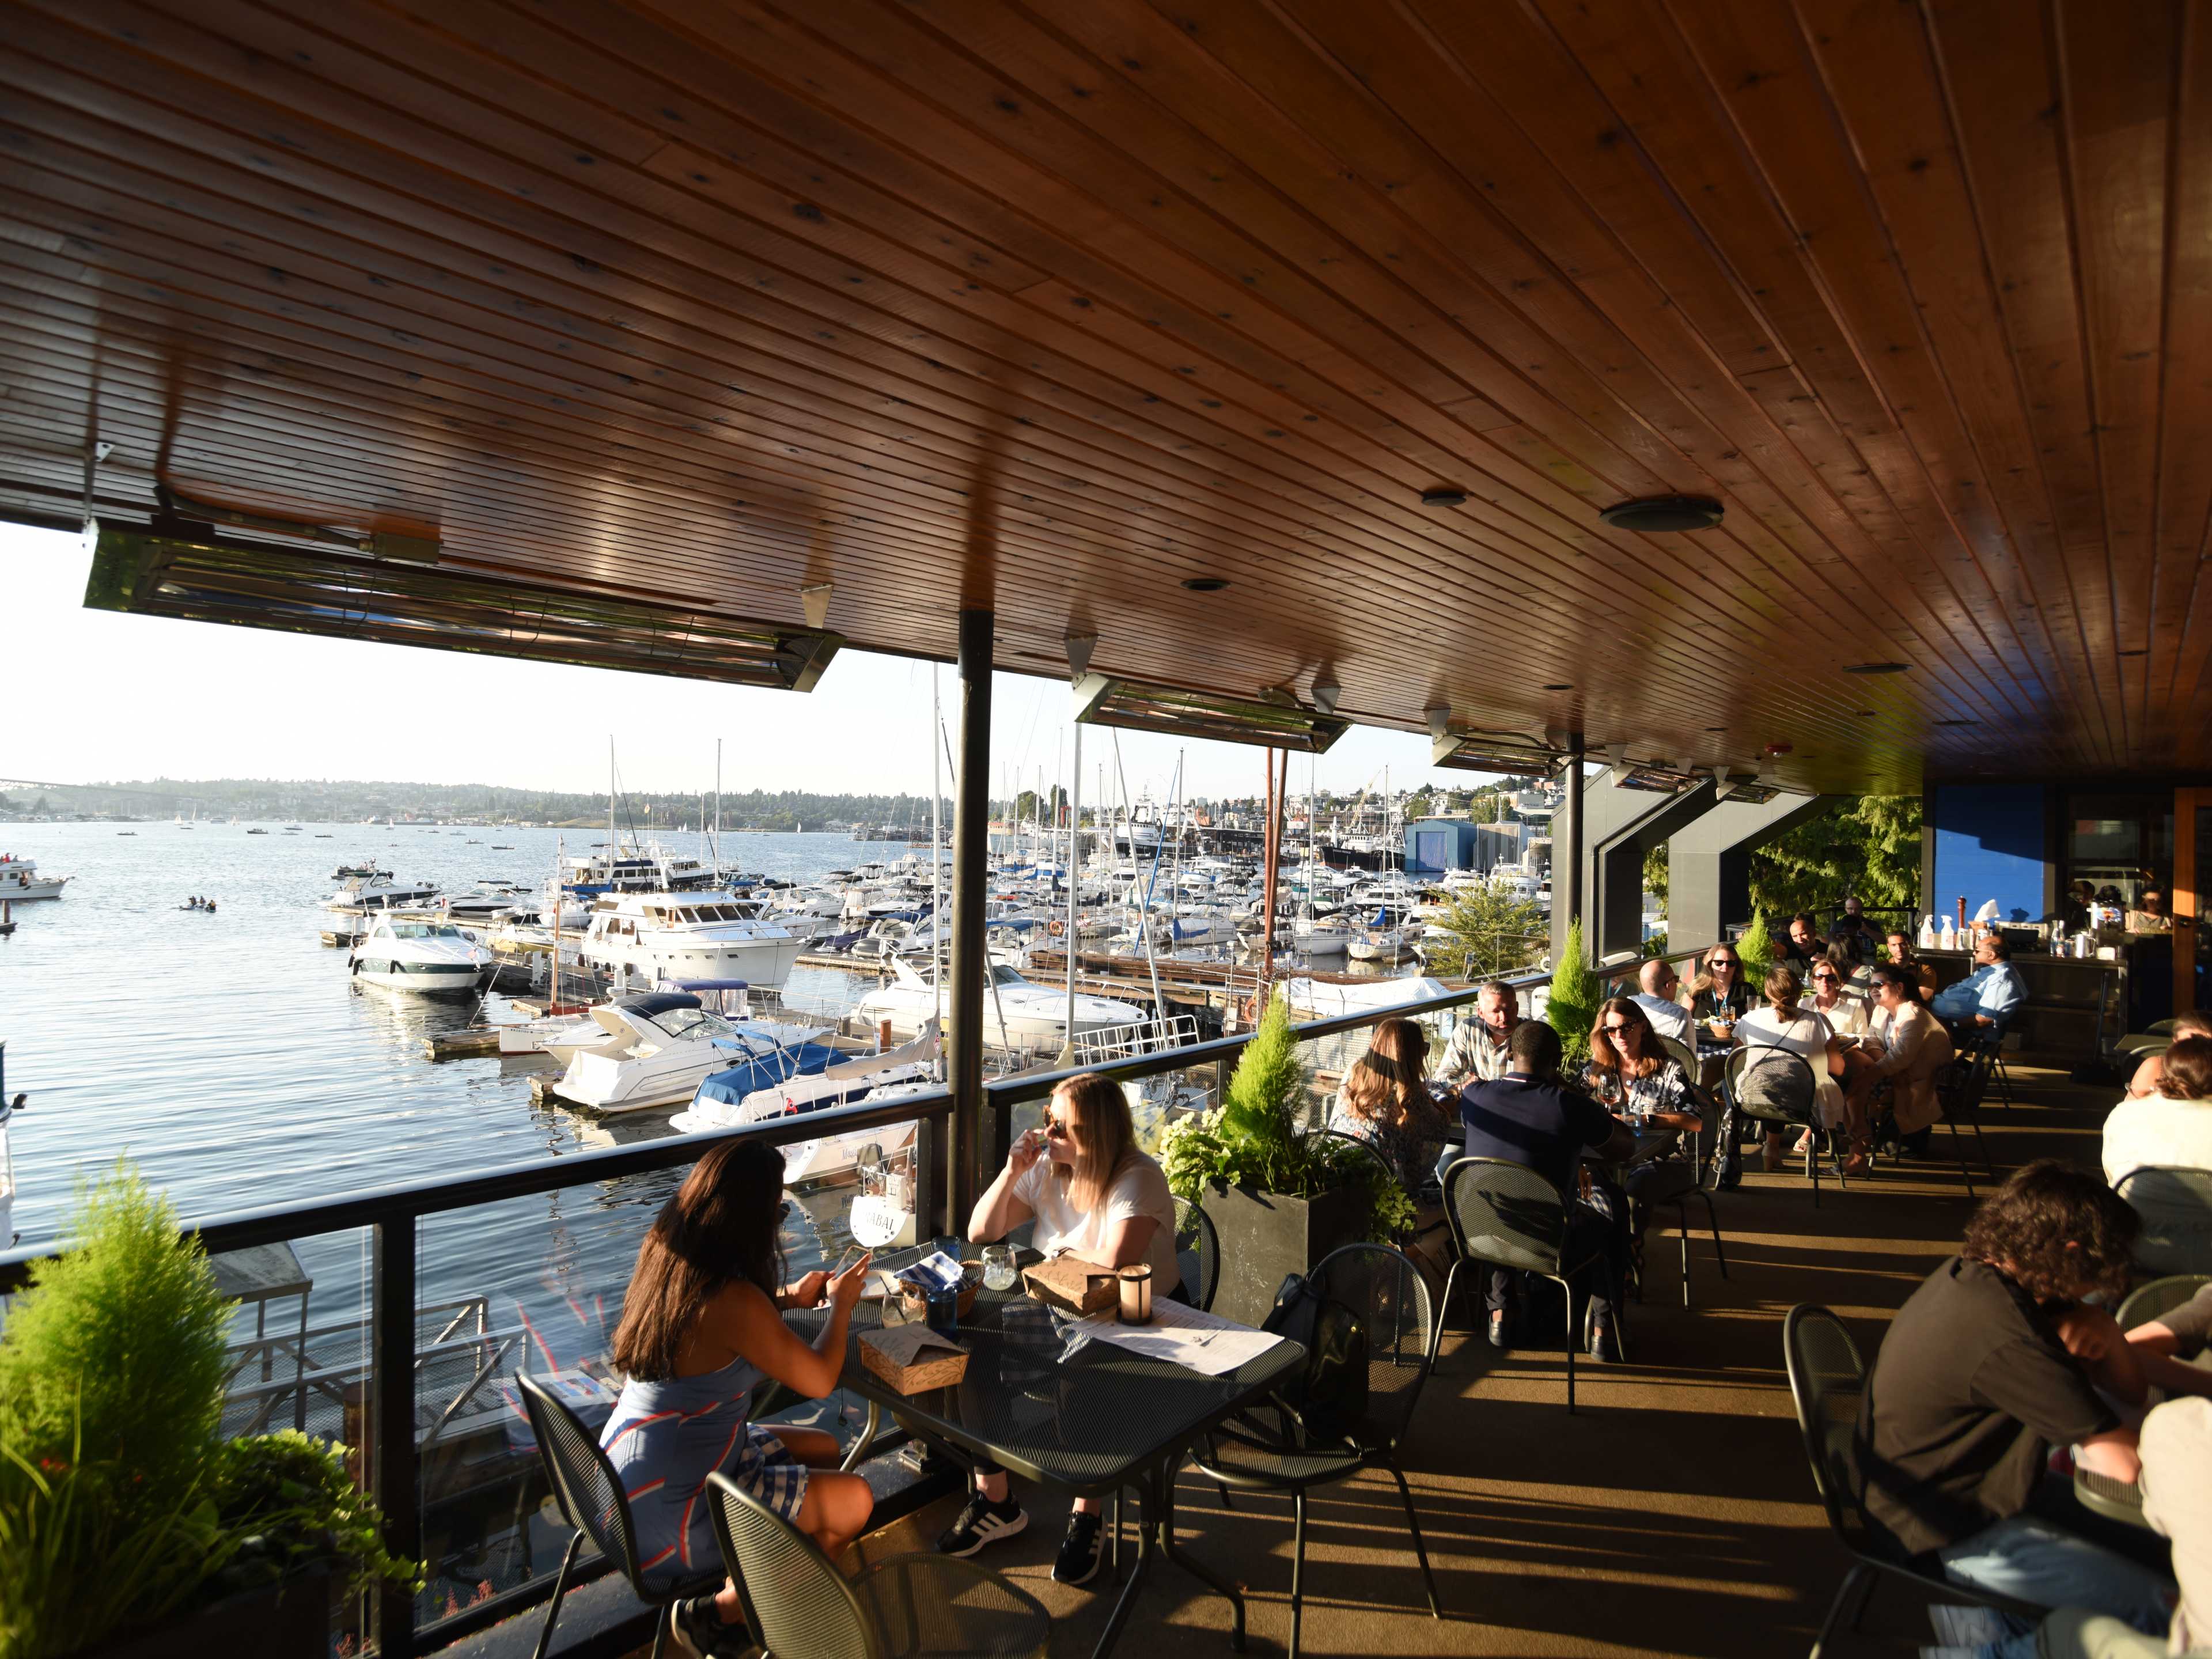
1430;727;1571;777
83;524;844;691
1071;672;1348;753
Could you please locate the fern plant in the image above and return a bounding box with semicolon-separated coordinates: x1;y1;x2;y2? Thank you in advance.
1544;918;1602;1073
1158;993;1414;1240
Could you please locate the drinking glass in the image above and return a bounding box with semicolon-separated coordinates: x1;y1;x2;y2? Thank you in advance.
981;1243;1019;1291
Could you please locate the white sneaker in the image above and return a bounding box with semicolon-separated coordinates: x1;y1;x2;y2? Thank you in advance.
1929;1605;2008;1647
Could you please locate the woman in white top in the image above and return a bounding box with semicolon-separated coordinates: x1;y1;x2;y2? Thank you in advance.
2104;1037;2212;1188
1734;964;1846;1172
948;1073;1179;1586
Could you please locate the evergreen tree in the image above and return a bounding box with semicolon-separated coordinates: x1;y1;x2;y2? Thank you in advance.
1544;918;1602;1071
1737;912;1776;987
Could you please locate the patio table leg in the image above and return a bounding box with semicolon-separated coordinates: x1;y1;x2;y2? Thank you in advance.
1089;1471;1158;1659
1157;1456;1248;1652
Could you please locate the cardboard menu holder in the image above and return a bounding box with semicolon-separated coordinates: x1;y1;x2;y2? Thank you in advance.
1021;1254;1118;1315
857;1324;970;1396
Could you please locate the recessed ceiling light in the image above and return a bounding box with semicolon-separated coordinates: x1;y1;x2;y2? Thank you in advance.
1419;487;1467;507
1934;718;1975;728
2118;647;2147;657
1598;494;1724;532
1541;682;1573;691
1180;576;1230;592
1843;661;1910;675
1703;725;1727;733
1854;709;1876;717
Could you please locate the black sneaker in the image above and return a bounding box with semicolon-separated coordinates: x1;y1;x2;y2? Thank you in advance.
1587;1313;1622;1365
670;1595;751;1659
1053;1510;1104;1586
935;1491;1028;1557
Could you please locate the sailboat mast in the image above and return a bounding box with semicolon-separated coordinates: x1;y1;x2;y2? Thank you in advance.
1063;713;1081;1055
931;665;944;1004
714;738;722;881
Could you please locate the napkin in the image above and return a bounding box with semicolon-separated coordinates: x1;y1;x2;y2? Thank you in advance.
893;1250;965;1294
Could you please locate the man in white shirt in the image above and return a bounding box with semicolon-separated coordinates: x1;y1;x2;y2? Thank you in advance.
1630;958;1694;1047
1439;982;1521;1084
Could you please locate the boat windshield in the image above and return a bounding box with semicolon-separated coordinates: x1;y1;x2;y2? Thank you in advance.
389;923;465;940
988;964;1026;987
645;1007;736;1042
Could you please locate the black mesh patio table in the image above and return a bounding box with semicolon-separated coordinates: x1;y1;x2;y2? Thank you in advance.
825;1238;1304;1659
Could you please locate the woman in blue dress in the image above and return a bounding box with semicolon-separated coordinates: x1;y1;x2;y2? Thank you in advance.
601;1139;876;1657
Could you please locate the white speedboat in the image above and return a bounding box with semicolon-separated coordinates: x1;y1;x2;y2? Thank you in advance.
327;872;442;912
854;957;1145;1051
670;1024;940;1183
437;882;534;922
0;856;69;900
349;918;494;996
577;891;803;987
548;995;832;1114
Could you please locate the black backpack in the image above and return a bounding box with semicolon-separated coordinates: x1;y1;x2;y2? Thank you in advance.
1261;1272;1370;1446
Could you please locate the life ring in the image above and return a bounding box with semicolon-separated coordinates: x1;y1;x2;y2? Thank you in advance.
1047;919;1065;937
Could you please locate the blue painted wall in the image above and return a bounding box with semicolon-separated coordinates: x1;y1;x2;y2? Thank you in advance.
1407;819;1478;875
1931;785;2047;923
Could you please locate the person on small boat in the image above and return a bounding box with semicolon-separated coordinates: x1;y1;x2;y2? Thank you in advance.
600;1139;876;1658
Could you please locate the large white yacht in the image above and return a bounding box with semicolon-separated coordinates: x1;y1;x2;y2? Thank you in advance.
326;871;441;912
854;957;1145;1052
576;891;802;987
0;856;69;900
349;918;494;996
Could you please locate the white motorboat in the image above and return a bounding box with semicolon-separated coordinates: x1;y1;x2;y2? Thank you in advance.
669;1023;941;1184
327;872;442;912
437;881;534;922
549;995;833;1114
854;957;1145;1052
0;856;69;900
349;918;494;996
577;891;803;988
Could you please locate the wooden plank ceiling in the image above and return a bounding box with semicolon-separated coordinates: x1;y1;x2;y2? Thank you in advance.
1;0;2205;793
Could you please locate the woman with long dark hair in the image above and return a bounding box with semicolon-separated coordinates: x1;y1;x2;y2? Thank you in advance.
600;1139;875;1657
1329;1016;1455;1192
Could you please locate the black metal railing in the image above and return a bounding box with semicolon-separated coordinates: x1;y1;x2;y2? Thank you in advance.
0;961;1589;1656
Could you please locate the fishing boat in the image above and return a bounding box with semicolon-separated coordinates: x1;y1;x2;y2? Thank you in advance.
349;918;495;996
0;855;69;900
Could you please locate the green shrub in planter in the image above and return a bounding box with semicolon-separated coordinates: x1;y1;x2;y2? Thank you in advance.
1737;913;1775;987
0;1166;419;1659
1544;919;1602;1074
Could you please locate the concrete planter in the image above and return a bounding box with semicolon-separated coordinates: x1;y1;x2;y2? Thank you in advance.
1206;1179;1368;1328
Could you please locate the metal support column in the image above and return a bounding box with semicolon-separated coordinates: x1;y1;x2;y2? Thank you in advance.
1552;737;1585;963
371;1216;421;1659
949;610;994;1225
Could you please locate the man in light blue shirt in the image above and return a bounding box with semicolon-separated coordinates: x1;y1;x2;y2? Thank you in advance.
1930;933;2027;1035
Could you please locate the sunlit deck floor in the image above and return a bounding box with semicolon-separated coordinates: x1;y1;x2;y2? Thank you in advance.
820;1058;2113;1659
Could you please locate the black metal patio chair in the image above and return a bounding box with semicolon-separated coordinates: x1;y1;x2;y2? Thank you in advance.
1725;1046;1843;1205
1185;1243;1443;1659
707;1471;1048;1659
1782;1305;2039;1659
515;1371;724;1659
1438;1155;1613;1407
2114;1165;2212;1277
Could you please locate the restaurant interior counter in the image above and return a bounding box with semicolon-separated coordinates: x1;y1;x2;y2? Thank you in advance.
1921;942;2131;1063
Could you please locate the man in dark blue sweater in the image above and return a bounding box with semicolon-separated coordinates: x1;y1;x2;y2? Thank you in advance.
1460;1019;1635;1358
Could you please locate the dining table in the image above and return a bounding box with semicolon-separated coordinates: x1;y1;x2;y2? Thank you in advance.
806;1237;1306;1659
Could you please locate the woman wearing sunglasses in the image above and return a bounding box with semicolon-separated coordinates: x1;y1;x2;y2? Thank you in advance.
946;1073;1180;1585
1584;997;1708;1239
1682;944;1752;1042
601;1139;877;1658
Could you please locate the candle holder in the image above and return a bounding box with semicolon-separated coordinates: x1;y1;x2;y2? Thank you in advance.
1117;1264;1153;1325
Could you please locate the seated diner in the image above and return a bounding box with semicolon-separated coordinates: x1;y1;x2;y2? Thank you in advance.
2101;1034;2212;1188
2122;1010;2212;1099
600;1140;877;1659
1582;996;1706;1235
1329;1014;1455;1229
949;1071;1179;1585
1929;933;2027;1037
1733;965;1847;1173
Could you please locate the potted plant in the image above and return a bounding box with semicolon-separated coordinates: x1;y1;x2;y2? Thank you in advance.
0;1165;421;1659
1159;993;1414;1325
1736;912;1775;987
1543;919;1603;1073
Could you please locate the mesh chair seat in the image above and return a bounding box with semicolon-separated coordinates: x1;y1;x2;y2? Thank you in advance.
855;1555;1051;1659
1440;1156;1611;1408
1728;1046;1818;1126
1192;1425;1362;1489
2116;1272;2211;1330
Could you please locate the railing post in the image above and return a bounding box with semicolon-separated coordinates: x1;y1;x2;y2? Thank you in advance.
372;1215;420;1659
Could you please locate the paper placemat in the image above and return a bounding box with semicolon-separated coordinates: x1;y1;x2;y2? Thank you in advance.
1074;1296;1283;1377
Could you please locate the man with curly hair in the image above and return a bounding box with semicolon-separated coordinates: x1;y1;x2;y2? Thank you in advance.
1856;1161;2175;1659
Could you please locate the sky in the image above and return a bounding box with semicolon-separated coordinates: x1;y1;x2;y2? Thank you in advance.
0;522;1482;805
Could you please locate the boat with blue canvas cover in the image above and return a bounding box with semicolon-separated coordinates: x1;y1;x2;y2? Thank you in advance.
669;1021;940;1184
